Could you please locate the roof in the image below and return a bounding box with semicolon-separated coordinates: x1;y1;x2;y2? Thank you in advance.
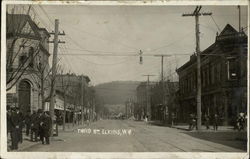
7;14;41;39
176;24;245;74
219;24;238;36
7;13;50;40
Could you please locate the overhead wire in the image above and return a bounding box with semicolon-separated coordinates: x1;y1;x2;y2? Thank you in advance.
209;15;222;32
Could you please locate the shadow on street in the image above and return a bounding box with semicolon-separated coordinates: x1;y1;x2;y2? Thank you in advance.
182;131;247;151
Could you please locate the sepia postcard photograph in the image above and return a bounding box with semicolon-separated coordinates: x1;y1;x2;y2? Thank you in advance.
0;1;249;159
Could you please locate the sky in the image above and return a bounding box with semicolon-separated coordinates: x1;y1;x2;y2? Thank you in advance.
7;5;248;86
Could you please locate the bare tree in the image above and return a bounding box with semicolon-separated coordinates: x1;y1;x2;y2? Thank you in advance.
6;6;43;91
30;60;52;110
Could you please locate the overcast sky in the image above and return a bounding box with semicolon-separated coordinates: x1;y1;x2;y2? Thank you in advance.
8;5;248;85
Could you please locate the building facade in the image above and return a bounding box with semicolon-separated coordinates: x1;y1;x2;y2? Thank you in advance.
150;81;179;123
6;13;50;116
176;24;247;125
54;74;91;123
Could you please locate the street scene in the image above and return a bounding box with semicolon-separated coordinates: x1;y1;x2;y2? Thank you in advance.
4;4;248;153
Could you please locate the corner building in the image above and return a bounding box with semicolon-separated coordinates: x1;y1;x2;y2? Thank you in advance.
176;24;247;125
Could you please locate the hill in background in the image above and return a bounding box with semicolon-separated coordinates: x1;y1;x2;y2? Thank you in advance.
94;81;140;105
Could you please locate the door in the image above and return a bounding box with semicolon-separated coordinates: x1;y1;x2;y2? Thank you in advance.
18;80;31;116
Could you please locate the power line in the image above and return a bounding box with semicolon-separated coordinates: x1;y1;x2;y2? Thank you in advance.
143;31;193;53
209;15;222;32
57;53;192;56
64;37;137;54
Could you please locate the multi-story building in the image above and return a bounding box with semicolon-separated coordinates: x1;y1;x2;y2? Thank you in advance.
6;13;50;116
150;81;179;122
176;24;247;125
53;74;91;122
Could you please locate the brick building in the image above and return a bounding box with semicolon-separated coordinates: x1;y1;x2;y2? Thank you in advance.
176;24;247;125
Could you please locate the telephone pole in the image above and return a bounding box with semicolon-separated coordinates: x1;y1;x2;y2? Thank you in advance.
154;54;171;121
49;19;65;135
80;76;85;125
182;6;212;130
142;74;155;120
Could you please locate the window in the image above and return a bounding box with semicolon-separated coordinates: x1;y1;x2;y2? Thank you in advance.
217;64;221;81
214;66;218;83
19;55;27;66
227;58;238;80
28;47;34;68
202;69;206;87
207;68;210;85
211;66;215;84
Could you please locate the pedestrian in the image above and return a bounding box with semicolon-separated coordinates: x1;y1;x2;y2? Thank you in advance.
16;107;24;143
213;114;219;131
25;110;31;136
237;113;245;131
193;115;198;130
37;109;44;143
40;111;52;144
7;105;11;138
189;114;193;130
9;107;22;150
30;110;39;142
204;114;210;130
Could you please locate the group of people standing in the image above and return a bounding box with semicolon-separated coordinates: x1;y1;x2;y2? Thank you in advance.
189;113;220;131
189;113;247;131
7;106;52;150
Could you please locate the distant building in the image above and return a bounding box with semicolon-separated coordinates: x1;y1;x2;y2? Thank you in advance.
150;81;179;123
136;81;157;120
6;13;50;116
53;74;91;122
176;24;247;125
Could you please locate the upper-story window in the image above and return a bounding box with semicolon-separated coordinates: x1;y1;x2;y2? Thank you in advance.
19;55;27;66
227;57;238;80
28;47;34;68
211;65;215;84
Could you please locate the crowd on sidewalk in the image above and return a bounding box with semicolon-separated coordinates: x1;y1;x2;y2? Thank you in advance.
188;113;247;131
7;106;52;151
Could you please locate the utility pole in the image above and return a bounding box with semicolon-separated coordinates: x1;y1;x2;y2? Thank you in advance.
49;19;65;136
154;54;170;122
80;75;85;125
238;5;241;32
142;74;155;121
182;6;212;130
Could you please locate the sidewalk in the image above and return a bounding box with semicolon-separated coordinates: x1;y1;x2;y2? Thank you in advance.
171;124;237;132
8;122;89;152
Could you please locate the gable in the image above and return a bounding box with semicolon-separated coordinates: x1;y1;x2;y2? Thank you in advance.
21;22;36;36
219;24;238;36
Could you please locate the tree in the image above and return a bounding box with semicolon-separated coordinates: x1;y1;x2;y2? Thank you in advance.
6;6;43;91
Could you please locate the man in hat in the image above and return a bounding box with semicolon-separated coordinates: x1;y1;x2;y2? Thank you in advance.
16;107;24;143
30;110;39;142
25;110;31;136
9;107;22;150
40;111;52;144
7;105;11;138
37;109;44;143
